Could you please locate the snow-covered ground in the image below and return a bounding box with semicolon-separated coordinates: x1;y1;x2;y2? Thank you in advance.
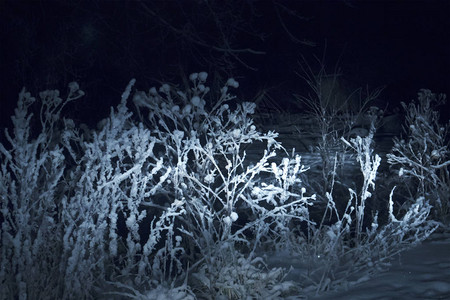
275;229;450;299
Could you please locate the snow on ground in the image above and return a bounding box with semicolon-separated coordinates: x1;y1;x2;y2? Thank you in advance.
277;229;450;299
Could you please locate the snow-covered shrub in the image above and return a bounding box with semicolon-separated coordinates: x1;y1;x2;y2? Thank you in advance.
191;246;295;300
1;72;442;299
59;80;188;296
131;72;313;296
1;72;314;299
387;89;450;221
0;85;84;299
287;130;438;295
294;58;383;207
0;79;192;298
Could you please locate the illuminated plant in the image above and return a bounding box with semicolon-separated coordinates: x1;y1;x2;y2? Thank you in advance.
0;74;442;299
387;89;450;221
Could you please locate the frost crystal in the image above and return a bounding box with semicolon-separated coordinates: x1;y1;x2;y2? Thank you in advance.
224;216;232;226
198;72;208;81
149;87;158;95
226;78;239;88
242;102;256;114
205;173;215;184
171;105;180;113
191;96;201;107
232;129;241;138
182;104;192;115
160;84;170;93
189;73;198;81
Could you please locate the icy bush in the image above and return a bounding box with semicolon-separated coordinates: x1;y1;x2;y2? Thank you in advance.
0;85;84;299
131;72;313;297
1;73;312;298
294;58;384;199
286;130;438;295
0;74;443;299
191;247;295;299
387;89;450;221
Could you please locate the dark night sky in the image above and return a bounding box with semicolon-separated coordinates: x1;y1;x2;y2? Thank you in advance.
1;0;449;132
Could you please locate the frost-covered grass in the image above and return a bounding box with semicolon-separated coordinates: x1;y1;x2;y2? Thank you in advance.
0;73;448;299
